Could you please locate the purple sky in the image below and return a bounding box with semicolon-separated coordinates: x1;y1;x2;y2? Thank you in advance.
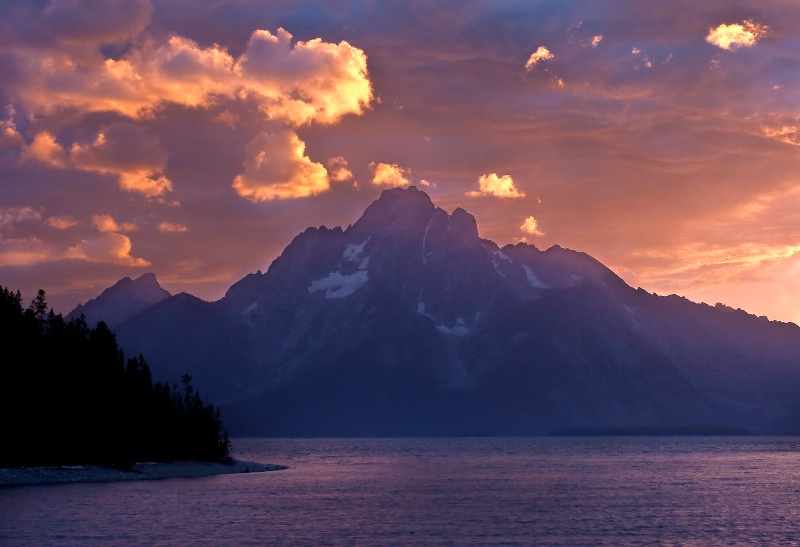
1;0;799;325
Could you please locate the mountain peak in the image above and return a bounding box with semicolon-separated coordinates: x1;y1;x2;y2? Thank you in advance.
67;272;171;328
350;186;436;237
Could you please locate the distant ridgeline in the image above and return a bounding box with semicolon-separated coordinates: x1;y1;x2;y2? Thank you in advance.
0;287;230;468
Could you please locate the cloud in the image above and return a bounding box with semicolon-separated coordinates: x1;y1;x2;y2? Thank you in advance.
0;111;24;148
70;123;173;196
46;216;79;230
232;130;329;201
761;125;799;146
237;28;373;125
520;216;543;236
706;20;768;50
524;46;554;70
67;232;150;266
370;162;410;187
327;156;354;183
158;222;188;233
0;238;54;267
23;132;68;168
590;35;603;48
0;206;41;227
6;22;372;126
467;173;525;199
92;214;138;233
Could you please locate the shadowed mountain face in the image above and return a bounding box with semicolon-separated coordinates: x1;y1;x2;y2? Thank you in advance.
92;187;800;436
67;273;171;329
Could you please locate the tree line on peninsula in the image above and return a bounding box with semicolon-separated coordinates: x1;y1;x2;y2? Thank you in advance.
0;286;230;468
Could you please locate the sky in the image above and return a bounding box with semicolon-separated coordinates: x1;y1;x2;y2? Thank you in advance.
1;0;799;325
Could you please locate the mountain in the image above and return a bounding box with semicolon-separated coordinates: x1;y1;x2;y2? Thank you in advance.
68;272;171;329
106;187;800;436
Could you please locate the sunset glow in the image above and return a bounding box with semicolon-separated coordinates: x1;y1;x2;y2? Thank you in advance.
1;1;799;325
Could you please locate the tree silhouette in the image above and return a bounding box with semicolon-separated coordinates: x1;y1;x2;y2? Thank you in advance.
0;287;230;467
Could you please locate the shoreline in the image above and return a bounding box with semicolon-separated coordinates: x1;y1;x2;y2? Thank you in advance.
0;460;286;488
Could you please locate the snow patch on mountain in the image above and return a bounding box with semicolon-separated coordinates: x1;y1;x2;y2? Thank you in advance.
523;265;549;289
308;270;369;298
436;320;470;337
343;237;370;262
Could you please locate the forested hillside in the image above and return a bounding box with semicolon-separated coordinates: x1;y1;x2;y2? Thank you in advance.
0;287;229;467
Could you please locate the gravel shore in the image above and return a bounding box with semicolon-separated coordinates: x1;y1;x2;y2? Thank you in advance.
0;460;286;487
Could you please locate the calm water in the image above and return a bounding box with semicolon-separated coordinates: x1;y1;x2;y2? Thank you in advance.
3;437;800;545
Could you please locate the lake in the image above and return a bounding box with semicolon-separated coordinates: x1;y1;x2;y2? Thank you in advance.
3;437;800;545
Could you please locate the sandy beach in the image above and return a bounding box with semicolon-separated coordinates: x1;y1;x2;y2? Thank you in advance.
0;460;286;487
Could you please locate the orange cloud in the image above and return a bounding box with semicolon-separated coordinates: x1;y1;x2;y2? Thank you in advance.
525;46;554;70
46;216;79;230
327;156;355;183
0;238;54;267
706;20;768;50
70;124;173;196
370;162;410;187
761;125;799;146
232;130;329;201
238;28;373;125
67;232;150;266
23;132;68;167
9;25;371;126
520;216;543;236
92;214;138;233
467;173;525;198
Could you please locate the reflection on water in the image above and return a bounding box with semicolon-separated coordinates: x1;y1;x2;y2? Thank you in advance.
3;437;800;545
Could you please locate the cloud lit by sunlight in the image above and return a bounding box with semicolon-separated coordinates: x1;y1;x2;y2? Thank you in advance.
524;46;554;70
233;130;329;201
706;20;768;50
370;162;411;187
70;124;173;197
67;233;151;266
327;156;355;183
467;174;525;199
520;216;543;236
92;214;138;233
23;132;68;168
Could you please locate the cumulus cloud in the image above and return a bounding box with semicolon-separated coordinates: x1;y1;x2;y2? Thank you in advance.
521;216;543;236
370;162;411;187
23;132;68;167
158;221;188;233
67;232;150;266
590;35;603;48
70;124;172;196
706;20;768;50
7;22;371;126
238;28;373;125
524;46;554;70
0;111;24;148
233;130;329;201
327;156;354;183
2;11;372;202
92;214;138;233
466;173;525;199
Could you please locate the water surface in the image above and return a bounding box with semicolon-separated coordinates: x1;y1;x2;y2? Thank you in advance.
3;437;800;545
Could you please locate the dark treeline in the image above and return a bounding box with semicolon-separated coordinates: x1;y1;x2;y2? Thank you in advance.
0;287;230;467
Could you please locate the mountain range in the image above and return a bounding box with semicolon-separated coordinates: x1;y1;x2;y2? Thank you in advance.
71;187;800;436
